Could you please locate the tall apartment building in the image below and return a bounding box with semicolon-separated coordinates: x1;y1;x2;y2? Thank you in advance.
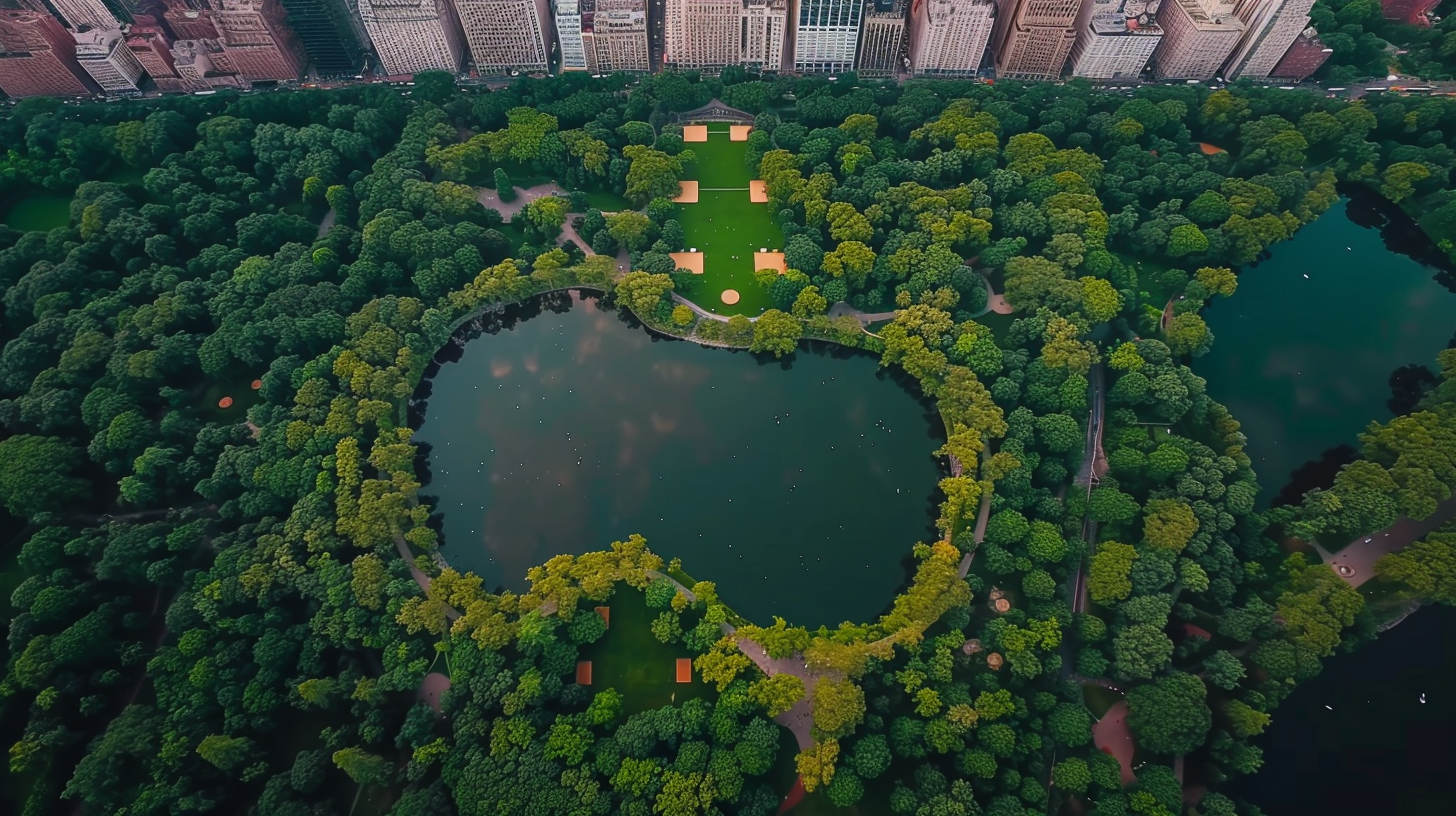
1151;0;1243;80
278;0;372;74
209;0;306;81
74;25;147;91
665;0;785;70
47;0;122;30
456;0;552;73
857;0;906;76
741;0;786;69
127;16;192;91
582;0;650;72
1268;24;1328;80
794;0;862;73
159;0;223;39
909;0;994;76
665;0;740;68
0;9;98;97
358;0;464;74
1069;0;1162;79
990;0;1080;80
556;0;587;69
171;36;247;85
1223;0;1315;79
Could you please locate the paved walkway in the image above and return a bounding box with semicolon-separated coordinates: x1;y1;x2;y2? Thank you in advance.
1324;492;1456;586
734;633;821;751
1092;700;1137;787
827;301;896;324
560;212;630;270
475;182;570;223
316;207;336;238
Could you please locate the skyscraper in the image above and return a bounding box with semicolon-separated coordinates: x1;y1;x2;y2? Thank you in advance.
127;15;192;91
455;0;551;73
0;9;98;97
208;0;306;81
158;0;223;40
358;0;464;75
278;0;371;75
793;0;862;73
1151;0;1243;80
990;0;1080;80
582;0;649;72
664;0;741;68
171;36;247;86
74;26;147;91
1222;0;1315;79
46;0;122;30
908;0;995;77
1268;24;1327;81
856;0;906;76
556;0;587;70
1069;0;1162;79
740;0;786;70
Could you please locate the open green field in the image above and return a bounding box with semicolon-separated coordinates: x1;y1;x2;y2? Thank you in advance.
578;586;714;716
676;129;783;317
1;191;71;232
581;188;632;212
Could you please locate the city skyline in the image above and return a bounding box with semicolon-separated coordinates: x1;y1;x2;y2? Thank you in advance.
0;0;1337;97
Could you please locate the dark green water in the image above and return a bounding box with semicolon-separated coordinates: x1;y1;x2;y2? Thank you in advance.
1199;197;1456;505
413;293;944;627
0;191;71;232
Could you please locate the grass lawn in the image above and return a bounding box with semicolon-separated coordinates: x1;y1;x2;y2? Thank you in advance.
580;188;633;212
1;191;71;231
687;126;754;189
200;376;264;423
1082;681;1123;719
674;187;783;316
578;586;715;716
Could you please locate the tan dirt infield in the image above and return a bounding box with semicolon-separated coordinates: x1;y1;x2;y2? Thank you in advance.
749;180;768;203
670;252;705;274
730;125;752;141
673;180;699;203
721;289;741;305
753;251;786;275
683;125;709;142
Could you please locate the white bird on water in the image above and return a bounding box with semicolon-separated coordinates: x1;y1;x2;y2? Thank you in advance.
1303;274;1309;279
1420;693;1427;704
1324;705;1334;711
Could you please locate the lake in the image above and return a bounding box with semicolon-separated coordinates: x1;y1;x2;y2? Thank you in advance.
1199;195;1456;506
1226;604;1455;816
412;292;944;627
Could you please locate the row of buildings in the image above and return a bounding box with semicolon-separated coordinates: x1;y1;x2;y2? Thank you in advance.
0;0;1362;99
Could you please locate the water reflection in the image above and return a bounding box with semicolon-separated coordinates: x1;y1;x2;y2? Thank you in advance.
411;293;944;626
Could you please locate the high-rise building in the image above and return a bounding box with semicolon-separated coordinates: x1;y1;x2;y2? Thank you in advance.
556;0;587;70
208;0;306;81
1069;0;1162;79
158;0;223;40
908;0;994;77
46;0;122;30
74;25;147;90
456;0;551;73
1151;0;1243;80
665;0;740;68
582;0;650;72
171;36;247;85
1223;0;1314;79
794;0;863;73
857;0;906;76
990;0;1080;80
358;0;464;75
278;0;371;75
0;9;98;97
127;15;192;91
1268;24;1327;80
741;0;786;70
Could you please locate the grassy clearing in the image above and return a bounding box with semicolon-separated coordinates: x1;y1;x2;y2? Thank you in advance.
581;188;633;212
200;376;264;423
1082;681;1123;719
1;191;71;232
577;586;715;716
674;189;782;317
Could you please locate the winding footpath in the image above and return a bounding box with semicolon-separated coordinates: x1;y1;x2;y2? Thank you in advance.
1320;492;1456;586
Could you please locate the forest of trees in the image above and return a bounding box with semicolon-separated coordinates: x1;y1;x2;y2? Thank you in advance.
0;67;1454;816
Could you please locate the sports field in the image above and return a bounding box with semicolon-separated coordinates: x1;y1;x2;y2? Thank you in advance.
674;125;783;316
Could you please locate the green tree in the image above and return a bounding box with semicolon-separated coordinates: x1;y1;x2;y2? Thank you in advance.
750;309;802;358
1112;624;1174;680
812;678;866;739
196;734;253;773
1126;673;1211;755
749;674;806;717
0;436;89;518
